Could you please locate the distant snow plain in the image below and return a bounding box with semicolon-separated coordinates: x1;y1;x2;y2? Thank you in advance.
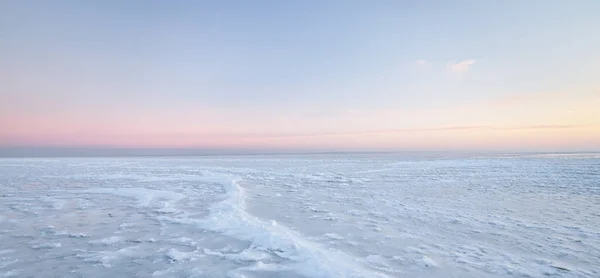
1;153;598;277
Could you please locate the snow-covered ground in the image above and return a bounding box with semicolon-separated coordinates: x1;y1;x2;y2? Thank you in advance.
0;153;599;277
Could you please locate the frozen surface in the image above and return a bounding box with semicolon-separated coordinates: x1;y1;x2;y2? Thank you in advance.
0;153;599;277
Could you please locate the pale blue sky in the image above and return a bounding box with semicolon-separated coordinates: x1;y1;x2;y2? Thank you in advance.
1;1;599;151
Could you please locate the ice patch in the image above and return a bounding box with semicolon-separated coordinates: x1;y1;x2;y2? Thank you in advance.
306;206;329;213
31;242;61;249
166;248;199;262
79;246;139;268
152;267;204;277
50;199;67;210
155;207;179;214
203;248;270;262
195;178;388;278
0;259;19;271
228;261;289;277
323;233;344;240
90;236;124;245
152;269;175;277
365;255;405;275
421;256;438;268
0;249;15;255
170;237;196;246
3;270;19;277
67;233;88;238
83;188;186;207
366;255;388;267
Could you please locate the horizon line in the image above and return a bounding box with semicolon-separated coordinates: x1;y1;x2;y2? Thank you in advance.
1;146;599;158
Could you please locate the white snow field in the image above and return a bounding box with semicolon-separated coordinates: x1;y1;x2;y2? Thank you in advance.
0;153;599;277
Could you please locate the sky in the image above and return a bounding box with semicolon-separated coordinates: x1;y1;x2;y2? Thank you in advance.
1;0;600;153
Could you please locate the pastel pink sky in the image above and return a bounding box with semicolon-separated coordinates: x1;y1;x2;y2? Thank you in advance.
2;87;599;151
2;1;600;152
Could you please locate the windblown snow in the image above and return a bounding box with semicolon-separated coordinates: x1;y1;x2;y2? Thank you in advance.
0;154;599;277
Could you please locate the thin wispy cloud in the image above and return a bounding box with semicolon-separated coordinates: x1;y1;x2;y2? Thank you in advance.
143;124;589;139
415;60;427;65
449;59;476;73
5;125;585;144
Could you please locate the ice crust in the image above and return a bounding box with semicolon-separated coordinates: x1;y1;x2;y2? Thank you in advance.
0;154;599;277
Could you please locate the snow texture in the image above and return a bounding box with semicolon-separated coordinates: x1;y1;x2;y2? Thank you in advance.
0;153;599;277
